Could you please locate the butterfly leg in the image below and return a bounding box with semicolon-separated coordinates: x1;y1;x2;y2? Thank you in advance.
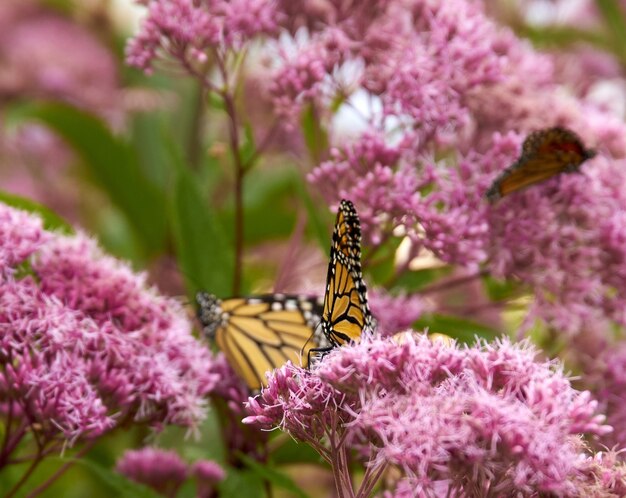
307;346;334;369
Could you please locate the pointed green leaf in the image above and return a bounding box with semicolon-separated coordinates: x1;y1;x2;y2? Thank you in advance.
300;104;328;164
56;457;163;498
9;102;167;255
0;190;73;233
595;0;626;59
218;468;265;498
170;167;233;297
238;453;310;498
413;313;499;344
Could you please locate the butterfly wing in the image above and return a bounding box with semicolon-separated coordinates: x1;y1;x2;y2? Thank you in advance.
486;127;596;202
320;199;373;347
196;292;324;390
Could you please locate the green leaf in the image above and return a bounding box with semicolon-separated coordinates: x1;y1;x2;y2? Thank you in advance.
208;92;226;111
366;239;403;286
271;438;326;466
413;313;499;344
242;169;300;244
10;102;167;256
392;267;453;293
482;275;522;302
300;104;328;164
295;179;332;251
58;457;163;498
218;468;265;498
520;24;609;50
240;122;257;167
170;166;234;297
238;454;310;498
0;190;73;233
595;0;626;59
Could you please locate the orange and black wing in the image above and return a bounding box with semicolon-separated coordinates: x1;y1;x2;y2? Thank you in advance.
486;127;596;202
320;200;373;347
196;292;324;390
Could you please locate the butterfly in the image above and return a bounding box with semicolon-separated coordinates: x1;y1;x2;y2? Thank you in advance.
317;199;374;348
196;292;328;390
485;127;596;202
196;200;372;388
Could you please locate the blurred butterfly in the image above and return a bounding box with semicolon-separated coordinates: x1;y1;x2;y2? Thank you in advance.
196;292;327;390
486;127;596;202
317;199;374;349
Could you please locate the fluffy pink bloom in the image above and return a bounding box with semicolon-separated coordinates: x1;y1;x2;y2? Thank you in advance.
0;203;222;457
575;449;626;496
0;202;49;270
191;459;225;484
245;334;610;496
192;459;226;497
487;152;626;334
368;289;430;336
0;12;120;117
126;0;279;72
303;1;626;335
0;8;122;226
590;343;626;450
116;447;188;496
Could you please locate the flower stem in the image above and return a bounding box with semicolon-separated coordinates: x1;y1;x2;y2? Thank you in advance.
24;438;98;498
5;446;46;498
418;270;487;295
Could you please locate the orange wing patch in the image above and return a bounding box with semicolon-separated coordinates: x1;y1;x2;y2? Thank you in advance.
486;127;596;202
196;292;326;390
320;200;374;347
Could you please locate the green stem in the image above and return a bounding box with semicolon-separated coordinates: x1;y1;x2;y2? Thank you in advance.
25;438;98;498
5;445;46;498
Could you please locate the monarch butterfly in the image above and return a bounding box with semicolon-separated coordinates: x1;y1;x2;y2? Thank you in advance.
486;127;596;202
196;292;327;390
318;199;374;348
196;200;372;388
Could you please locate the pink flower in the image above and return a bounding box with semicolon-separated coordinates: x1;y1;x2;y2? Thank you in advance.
116;448;188;496
126;0;279;73
368;289;430;336
0;202;49;270
245;334;610;496
574;449;626;496
192;459;226;497
487;153;626;334
0;203;223;457
590;343;626;450
0;12;120;117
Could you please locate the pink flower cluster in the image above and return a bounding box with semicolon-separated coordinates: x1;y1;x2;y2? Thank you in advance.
368;288;430;336
0;203;220;450
245;334;612;496
300;0;626;334
127;0;626;336
590;343;626;450
126;0;279;73
0;11;120;116
116;447;224;497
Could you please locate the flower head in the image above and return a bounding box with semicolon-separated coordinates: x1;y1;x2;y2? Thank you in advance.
116;448;188;496
126;0;279;73
246;334;610;496
0;203;223;450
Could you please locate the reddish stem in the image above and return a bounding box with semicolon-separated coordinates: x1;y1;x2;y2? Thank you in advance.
418;270;487;295
25;438;98;498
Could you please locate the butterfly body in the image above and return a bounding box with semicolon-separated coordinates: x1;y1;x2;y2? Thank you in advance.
486;127;596;202
197;292;326;390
